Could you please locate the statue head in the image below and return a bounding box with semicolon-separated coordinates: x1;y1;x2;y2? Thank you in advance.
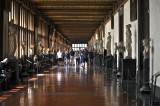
142;38;150;46
9;19;14;25
126;24;132;29
118;42;123;47
22;41;26;46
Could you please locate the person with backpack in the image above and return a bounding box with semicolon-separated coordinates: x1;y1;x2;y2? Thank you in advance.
65;49;70;68
70;49;75;65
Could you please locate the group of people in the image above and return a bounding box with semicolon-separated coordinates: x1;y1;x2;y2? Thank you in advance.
56;48;94;68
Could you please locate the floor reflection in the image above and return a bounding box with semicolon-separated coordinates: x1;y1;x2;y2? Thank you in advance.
0;65;151;106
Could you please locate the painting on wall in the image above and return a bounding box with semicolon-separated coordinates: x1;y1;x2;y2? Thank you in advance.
130;0;137;22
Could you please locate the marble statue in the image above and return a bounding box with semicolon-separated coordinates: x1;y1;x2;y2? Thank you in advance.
125;24;132;59
42;48;46;55
106;32;111;56
38;38;44;55
8;19;18;58
118;42;125;53
116;42;125;77
99;39;103;54
30;44;34;55
142;39;150;59
50;35;55;53
46;48;50;55
21;41;26;56
140;38;151;92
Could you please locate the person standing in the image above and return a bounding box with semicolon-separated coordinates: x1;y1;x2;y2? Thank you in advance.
57;49;63;66
65;49;70;68
88;49;94;65
75;51;80;66
70;49;75;65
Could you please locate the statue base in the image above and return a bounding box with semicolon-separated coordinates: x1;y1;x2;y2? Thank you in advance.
121;59;136;83
140;58;150;94
140;86;151;94
116;72;121;77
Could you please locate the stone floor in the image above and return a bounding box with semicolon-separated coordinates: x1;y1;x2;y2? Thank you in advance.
0;65;154;106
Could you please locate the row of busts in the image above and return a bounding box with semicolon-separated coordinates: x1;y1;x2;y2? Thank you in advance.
114;38;150;59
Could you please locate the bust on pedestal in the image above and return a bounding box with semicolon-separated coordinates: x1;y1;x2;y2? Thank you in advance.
116;42;125;77
140;39;151;93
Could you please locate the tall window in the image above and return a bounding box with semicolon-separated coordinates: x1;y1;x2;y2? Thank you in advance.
72;44;87;51
37;19;48;54
9;0;35;58
8;1;19;59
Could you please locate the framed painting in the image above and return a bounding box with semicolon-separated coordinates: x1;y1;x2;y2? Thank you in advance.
130;0;137;22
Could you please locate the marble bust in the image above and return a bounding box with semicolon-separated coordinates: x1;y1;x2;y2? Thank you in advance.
142;39;150;59
125;24;132;59
118;42;125;53
21;41;26;56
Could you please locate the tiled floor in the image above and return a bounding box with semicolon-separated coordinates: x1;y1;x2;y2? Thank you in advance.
0;65;152;106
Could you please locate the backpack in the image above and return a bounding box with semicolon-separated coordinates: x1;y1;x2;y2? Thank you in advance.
66;53;70;59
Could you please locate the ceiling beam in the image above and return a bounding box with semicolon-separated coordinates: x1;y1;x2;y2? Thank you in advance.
41;9;111;13
31;0;116;3
47;16;105;20
45;13;107;17
36;6;112;10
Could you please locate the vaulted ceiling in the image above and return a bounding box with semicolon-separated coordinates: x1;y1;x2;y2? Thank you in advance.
30;0;117;43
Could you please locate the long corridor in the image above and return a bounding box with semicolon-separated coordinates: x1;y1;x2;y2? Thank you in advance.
0;65;150;106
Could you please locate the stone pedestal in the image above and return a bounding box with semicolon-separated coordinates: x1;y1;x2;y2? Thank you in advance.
9;59;19;83
104;56;113;73
106;56;113;69
140;58;151;93
112;54;117;73
122;59;136;83
116;52;123;77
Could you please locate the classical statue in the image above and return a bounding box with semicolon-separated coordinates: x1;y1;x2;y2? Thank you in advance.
46;48;50;55
125;24;132;59
142;39;150;59
118;42;125;53
30;44;34;55
38;38;44;55
42;48;46;55
116;42;125;77
21;41;26;56
99;39;103;54
8;19;18;58
50;35;55;53
140;38;151;92
106;32;111;56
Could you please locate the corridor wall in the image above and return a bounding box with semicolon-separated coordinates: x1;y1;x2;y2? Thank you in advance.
149;0;160;87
